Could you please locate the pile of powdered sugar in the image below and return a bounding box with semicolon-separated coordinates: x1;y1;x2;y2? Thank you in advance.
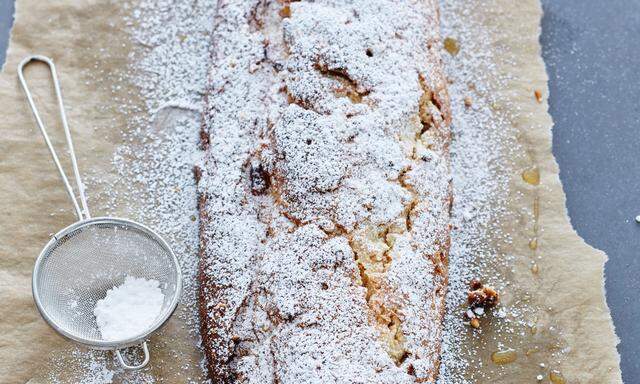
93;276;165;342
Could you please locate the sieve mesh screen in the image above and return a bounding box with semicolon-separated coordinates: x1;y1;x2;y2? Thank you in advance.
33;219;180;348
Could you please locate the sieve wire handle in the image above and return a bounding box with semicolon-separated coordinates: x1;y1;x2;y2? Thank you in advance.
17;55;90;221
116;341;150;370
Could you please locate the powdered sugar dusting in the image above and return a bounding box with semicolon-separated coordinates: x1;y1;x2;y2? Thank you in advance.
437;1;540;383
47;349;153;384
199;0;451;382
436;2;508;382
41;0;544;381
47;0;215;382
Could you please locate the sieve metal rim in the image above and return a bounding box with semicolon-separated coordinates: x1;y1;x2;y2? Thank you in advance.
32;216;183;350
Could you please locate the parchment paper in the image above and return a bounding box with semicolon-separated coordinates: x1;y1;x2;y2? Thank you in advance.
0;0;205;382
437;1;622;382
0;0;125;381
0;0;622;383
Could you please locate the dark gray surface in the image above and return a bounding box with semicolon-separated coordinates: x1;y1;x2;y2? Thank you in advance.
0;0;637;382
541;1;639;382
0;0;12;67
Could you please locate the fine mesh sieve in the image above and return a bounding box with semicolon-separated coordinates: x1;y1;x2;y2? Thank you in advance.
19;55;182;370
33;219;181;348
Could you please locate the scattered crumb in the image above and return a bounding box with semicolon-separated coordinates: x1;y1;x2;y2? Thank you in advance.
444;37;460;56
279;5;291;18
467;281;499;309
534;89;543;103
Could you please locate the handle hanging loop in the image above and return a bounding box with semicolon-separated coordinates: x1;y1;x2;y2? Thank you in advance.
115;342;150;370
17;55;90;220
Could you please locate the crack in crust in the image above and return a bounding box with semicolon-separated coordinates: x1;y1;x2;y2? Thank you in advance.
314;63;371;104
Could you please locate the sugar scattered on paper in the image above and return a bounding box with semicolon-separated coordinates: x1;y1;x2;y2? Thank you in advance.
48;0;218;381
